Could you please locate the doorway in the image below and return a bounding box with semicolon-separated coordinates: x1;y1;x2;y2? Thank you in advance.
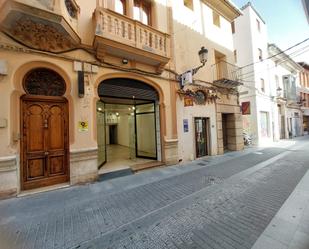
97;78;160;174
109;125;118;144
194;117;210;158
222;114;228;150
20;68;69;190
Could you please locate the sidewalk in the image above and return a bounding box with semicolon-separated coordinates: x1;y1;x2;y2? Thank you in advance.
0;136;308;249
251;136;309;249
252;166;309;249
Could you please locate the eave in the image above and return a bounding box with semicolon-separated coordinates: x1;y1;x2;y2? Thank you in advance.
202;0;242;22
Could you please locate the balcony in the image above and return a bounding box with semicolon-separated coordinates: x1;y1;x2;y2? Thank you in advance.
93;8;170;73
0;0;80;52
211;61;242;88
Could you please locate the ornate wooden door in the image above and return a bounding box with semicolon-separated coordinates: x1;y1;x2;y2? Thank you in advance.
21;96;69;190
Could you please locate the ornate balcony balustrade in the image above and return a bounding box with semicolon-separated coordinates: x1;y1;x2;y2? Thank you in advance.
0;0;80;52
93;8;170;73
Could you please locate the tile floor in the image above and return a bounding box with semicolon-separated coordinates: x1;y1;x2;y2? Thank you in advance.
98;144;154;174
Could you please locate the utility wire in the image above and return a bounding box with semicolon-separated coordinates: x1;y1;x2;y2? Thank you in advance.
240;47;309;82
238;42;309;79
239;44;309;81
239;44;309;79
238;37;309;71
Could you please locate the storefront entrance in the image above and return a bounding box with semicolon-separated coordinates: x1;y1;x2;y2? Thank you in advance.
97;78;160;174
194;117;210;158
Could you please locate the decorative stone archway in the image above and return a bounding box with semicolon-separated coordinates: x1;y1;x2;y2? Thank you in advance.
96;77;163;172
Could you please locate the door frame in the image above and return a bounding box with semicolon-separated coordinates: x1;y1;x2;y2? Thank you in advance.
134;101;157;160
20;94;70;190
97;97;159;163
221;114;228;150
97;100;107;169
194;117;210;158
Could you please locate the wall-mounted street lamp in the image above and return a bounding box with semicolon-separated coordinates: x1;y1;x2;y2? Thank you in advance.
198;46;208;65
179;46;208;88
276;87;282;97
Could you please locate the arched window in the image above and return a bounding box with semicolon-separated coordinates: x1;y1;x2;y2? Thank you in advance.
133;0;151;25
115;0;126;15
23;68;66;96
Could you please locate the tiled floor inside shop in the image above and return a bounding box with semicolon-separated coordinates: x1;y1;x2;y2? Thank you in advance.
98;144;154;174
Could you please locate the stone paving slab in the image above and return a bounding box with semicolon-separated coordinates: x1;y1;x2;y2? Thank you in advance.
87;146;309;248
0;137;308;249
252;167;309;249
79;149;309;249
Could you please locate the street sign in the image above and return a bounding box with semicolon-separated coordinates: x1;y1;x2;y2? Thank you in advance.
180;70;193;87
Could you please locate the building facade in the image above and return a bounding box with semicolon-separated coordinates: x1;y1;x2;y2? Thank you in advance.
172;0;243;161
233;2;303;145
233;2;272;145
0;0;243;198
267;44;303;140
299;62;309;134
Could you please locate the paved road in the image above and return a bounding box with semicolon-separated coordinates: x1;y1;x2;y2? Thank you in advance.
0;137;309;249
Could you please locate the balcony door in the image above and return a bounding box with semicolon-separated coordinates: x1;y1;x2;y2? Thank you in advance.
133;0;151;25
115;0;126;15
215;50;227;79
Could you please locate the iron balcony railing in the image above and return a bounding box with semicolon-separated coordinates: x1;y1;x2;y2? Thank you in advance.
211;60;242;85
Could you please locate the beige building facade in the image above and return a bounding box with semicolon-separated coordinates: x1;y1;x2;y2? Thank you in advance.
173;0;243;160
0;0;243;198
299;62;309;134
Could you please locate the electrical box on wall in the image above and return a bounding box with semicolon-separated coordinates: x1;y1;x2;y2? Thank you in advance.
83;63;92;73
0;60;8;75
91;65;98;74
73;61;82;72
0;118;7;128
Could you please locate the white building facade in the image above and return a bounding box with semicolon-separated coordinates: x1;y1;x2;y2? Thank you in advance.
233;2;273;145
268;44;303;140
233;2;303;145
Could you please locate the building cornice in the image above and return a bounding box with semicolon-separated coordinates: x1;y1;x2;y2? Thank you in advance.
202;0;242;22
299;62;309;71
268;43;303;73
241;2;266;24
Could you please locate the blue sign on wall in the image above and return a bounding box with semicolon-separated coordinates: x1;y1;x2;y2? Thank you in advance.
183;119;189;132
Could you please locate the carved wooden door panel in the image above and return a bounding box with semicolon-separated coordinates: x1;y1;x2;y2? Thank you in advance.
21;96;69;190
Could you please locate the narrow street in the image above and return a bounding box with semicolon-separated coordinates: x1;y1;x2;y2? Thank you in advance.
1;137;309;249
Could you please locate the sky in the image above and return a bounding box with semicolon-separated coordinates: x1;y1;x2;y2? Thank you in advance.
231;0;309;63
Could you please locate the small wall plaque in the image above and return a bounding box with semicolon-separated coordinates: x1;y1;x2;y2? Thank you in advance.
0;118;7;128
183;119;189;132
78;121;88;132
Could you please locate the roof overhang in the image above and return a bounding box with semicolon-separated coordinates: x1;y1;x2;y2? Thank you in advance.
241;2;266;24
202;0;242;22
299;62;309;71
268;43;304;73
